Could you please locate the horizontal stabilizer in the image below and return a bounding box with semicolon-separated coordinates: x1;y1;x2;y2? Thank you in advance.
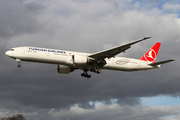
149;59;175;66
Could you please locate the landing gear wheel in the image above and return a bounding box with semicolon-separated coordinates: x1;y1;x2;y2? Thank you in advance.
81;73;91;78
84;74;87;77
97;70;101;74
87;75;91;78
81;73;85;77
18;64;21;68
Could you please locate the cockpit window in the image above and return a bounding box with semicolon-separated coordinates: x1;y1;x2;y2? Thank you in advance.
10;49;14;51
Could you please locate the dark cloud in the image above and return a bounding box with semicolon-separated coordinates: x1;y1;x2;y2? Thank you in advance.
0;63;179;110
0;0;45;39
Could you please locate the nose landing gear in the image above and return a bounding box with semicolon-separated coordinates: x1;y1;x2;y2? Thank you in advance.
16;59;21;68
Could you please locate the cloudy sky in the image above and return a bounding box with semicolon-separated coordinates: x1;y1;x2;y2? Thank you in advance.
1;0;180;120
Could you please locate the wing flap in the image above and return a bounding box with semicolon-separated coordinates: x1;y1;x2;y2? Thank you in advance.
89;37;151;59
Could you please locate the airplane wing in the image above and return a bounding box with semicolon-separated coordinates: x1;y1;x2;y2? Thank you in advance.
89;37;151;60
149;59;175;66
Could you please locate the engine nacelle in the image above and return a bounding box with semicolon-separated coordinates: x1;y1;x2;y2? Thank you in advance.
57;65;73;74
72;55;88;65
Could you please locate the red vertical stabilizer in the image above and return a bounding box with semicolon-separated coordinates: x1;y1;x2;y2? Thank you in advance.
140;42;161;63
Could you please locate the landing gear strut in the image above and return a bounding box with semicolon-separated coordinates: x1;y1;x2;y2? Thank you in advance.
16;59;21;68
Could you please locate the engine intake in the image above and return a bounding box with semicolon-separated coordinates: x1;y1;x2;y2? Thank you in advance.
57;65;73;74
72;55;88;65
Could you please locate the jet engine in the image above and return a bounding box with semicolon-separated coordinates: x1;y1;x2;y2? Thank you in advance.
72;55;88;65
57;65;73;74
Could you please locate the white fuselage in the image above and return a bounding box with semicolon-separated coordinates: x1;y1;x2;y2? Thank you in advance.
5;47;157;71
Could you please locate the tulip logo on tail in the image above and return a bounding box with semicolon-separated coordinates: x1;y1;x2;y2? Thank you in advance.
140;42;161;63
144;49;156;63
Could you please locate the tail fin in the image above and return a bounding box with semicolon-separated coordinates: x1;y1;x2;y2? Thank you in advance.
140;42;161;63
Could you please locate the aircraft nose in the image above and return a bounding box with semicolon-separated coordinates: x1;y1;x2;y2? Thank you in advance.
5;51;10;56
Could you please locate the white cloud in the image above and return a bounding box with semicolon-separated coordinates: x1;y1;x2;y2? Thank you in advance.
6;0;180;54
163;3;180;12
48;104;180;120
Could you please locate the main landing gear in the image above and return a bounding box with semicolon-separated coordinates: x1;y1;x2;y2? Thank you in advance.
90;68;101;74
81;73;91;78
81;68;101;78
16;59;21;68
81;69;91;78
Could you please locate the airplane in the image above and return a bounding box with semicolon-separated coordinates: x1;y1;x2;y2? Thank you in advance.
5;37;174;78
